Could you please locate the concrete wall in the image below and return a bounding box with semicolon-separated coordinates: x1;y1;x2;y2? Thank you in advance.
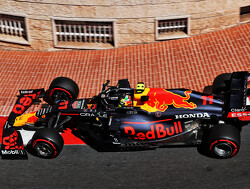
0;0;249;51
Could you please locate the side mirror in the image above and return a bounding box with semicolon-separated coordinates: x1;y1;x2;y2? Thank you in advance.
102;80;110;91
141;96;149;102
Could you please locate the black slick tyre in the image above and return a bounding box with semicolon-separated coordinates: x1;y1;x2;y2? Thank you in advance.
45;77;79;104
31;128;64;159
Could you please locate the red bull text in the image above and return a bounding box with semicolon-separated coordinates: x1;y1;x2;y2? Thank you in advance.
124;121;183;140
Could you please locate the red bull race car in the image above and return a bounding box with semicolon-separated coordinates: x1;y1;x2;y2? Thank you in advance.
1;71;250;159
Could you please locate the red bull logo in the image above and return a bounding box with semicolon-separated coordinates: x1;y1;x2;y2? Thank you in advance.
139;88;197;112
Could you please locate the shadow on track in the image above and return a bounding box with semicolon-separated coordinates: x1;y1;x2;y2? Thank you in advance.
0;126;249;189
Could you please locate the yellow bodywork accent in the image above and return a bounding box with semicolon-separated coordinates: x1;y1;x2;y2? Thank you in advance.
133;88;150;106
13;112;37;127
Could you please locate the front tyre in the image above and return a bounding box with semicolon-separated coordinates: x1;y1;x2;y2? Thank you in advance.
206;124;240;159
31;128;64;159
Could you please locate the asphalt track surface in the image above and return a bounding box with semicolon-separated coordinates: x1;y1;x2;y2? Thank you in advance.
0;126;249;189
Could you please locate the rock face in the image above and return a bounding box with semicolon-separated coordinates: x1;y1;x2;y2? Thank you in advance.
0;0;249;51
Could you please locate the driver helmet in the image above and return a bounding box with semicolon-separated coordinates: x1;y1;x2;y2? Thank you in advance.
119;95;132;107
136;82;145;93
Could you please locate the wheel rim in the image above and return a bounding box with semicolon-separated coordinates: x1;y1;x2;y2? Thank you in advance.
34;142;54;157
51;90;71;102
214;142;233;158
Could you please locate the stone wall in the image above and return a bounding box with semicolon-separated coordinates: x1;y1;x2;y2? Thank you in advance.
0;0;249;51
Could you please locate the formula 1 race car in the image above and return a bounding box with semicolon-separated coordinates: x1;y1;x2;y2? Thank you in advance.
1;71;250;159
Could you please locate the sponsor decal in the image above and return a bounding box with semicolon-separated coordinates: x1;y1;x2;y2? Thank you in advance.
80;113;95;117
175;113;210;119
72;101;82;109
20;90;34;94
87;104;97;110
201;96;214;105
126;111;138;115
155;111;162;117
13;93;40;115
1;150;25;155
230;107;247;112
138;88;197;113
227;111;250;118
124;121;183;140
228;111;250;121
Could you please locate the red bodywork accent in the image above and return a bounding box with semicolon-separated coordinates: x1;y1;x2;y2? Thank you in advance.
60;113;79;116
27;115;39;123
239;116;250;121
58;101;69;110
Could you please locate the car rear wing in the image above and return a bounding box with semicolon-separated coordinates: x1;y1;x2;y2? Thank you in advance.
227;72;249;109
226;71;250;122
246;74;250;106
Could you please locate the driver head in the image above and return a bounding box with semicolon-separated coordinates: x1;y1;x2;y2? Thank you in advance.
136;82;145;93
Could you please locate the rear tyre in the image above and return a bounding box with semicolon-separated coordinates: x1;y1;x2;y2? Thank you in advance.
212;73;231;96
30;128;64;159
206;124;240;159
44;77;79;105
